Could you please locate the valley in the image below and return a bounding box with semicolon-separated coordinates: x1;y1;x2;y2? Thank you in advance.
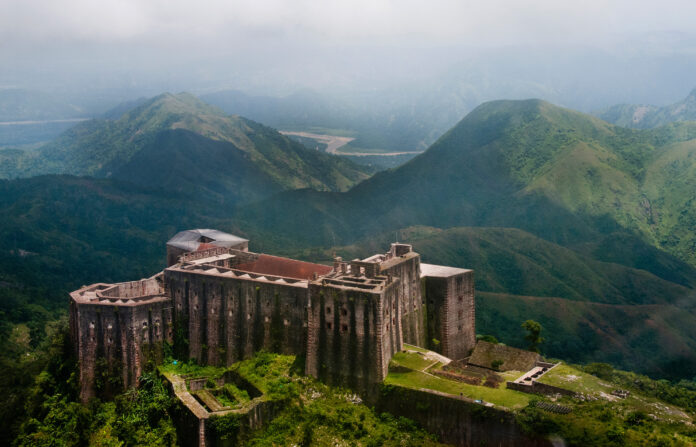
279;130;354;153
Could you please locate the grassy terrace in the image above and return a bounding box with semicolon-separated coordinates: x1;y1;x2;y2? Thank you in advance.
159;353;300;398
538;363;612;394
402;343;430;353
161;352;447;445
385;350;531;410
391;351;437;371
159;361;228;379
538;363;692;425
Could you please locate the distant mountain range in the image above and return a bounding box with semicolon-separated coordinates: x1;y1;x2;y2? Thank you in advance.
598;88;696;129
0;93;372;204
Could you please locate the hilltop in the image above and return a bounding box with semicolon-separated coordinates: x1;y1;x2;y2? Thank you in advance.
0;93;372;204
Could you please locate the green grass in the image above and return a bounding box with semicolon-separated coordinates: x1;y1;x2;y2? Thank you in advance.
385;369;531;409
538;364;613;394
402;343;429;353
498;370;525;382
390;351;435;371
537;364;693;424
158;361;228;379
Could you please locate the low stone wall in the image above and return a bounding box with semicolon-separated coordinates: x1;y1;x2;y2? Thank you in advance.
432;369;482;385
205;398;287;447
188;377;224;392
507;381;575;397
162;371;286;447
378;385;551;447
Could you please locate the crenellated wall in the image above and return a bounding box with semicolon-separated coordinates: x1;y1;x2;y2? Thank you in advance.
379;249;427;348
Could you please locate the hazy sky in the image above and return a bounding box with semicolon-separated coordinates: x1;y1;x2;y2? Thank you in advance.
2;1;696;108
3;0;696;47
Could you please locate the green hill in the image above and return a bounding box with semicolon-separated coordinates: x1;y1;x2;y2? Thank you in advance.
598;88;696;129
0;93;372;204
239;99;696;267
331;226;696;304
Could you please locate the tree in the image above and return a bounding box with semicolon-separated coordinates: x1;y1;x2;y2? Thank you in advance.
521;320;544;353
476;334;499;344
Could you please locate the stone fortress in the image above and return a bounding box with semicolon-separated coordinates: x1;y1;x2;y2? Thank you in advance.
70;229;475;402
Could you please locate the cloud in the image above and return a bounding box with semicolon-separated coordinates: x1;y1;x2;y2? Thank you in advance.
3;0;696;49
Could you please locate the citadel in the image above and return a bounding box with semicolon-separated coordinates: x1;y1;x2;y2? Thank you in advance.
70;228;476;401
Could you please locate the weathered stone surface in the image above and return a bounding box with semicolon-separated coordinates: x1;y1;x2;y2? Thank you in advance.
379;385;552;447
70;231;477;404
70;277;173;401
469;341;540;372
421;264;476;359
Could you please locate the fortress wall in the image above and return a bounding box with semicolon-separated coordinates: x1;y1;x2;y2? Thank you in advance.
380;254;426;347
423;271;475;359
445;271;476;359
100;278;162;298
379;281;403;380
378;385;551;447
165;269;308;366
306;283;386;393
423;276;446;353
167;245;188;267
71;299;172;402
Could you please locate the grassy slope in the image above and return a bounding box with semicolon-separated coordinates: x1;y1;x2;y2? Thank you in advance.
317;226;696;305
477;291;696;380
161;353;446;446
386;350;694;446
112;128;283;205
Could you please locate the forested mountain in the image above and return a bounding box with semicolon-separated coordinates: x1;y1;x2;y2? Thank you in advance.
240;99;696;266
0;93;372;204
598;87;696;129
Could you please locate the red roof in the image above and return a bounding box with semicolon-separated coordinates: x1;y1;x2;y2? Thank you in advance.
234;254;332;280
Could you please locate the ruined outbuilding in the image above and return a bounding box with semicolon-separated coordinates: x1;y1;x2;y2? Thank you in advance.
70;230;476;402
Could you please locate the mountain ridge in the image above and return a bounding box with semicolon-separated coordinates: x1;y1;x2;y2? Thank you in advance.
0;92;373;204
239;98;696;267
